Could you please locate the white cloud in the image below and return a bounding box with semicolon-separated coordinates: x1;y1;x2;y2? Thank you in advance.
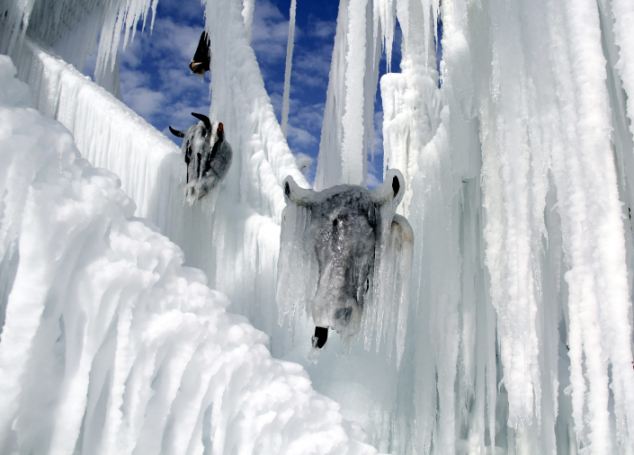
287;123;317;149
308;19;336;39
251;0;292;63
125;87;166;118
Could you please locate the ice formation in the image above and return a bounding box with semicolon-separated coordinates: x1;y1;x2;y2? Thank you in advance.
277;170;412;358
1;0;634;453
0;54;377;455
281;0;296;136
0;0;158;92
314;0;381;189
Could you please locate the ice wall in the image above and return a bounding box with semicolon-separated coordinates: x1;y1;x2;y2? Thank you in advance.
0;54;377;455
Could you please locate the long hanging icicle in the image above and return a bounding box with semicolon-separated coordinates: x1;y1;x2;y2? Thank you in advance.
315;0;382;189
281;0;297;136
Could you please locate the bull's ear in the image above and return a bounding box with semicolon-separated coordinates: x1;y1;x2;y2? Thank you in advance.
283;175;315;207
372;169;405;206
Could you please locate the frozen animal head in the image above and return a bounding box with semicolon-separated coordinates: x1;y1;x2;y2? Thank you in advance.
281;170;410;348
189;31;211;75
169;114;232;204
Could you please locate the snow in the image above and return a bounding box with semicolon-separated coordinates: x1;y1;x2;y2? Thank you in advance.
0;54;377;455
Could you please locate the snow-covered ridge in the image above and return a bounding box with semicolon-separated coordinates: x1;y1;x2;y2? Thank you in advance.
0;55;377;455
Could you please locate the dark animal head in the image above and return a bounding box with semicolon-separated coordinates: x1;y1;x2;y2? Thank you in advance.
169;114;231;203
282;170;407;346
169;112;213;168
189;31;211;75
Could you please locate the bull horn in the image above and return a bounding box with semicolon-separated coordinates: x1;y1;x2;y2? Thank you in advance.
191;112;212;131
371;169;406;205
216;122;224;141
283;175;316;207
169;126;185;138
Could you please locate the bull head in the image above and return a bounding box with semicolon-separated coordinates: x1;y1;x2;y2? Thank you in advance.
280;170;411;349
189;31;211;75
168;113;231;204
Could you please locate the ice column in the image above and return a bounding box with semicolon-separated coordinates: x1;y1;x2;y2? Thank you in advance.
281;0;297;136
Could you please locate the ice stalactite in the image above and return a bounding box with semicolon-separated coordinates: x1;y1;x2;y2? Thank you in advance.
610;0;634;143
314;0;348;190
281;0;296;136
315;0;381;189
373;0;395;72
479;0;547;438
241;0;255;43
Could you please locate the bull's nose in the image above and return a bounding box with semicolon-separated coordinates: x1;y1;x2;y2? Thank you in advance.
312;326;328;349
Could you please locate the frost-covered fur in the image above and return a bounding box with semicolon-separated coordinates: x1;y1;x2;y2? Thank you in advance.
280;170;411;339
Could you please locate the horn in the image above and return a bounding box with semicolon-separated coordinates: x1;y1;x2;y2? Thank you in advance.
283;175;316;207
169;126;185;138
216;122;224;140
371;169;405;205
191;112;212;131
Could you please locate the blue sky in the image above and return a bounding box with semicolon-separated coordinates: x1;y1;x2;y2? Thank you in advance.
117;0;400;183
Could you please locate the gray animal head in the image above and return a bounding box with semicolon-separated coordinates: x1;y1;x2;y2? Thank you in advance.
169;114;232;203
282;170;409;347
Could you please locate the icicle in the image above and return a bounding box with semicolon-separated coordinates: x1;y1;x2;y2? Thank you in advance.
315;0;381;189
281;0;297;137
375;0;396;72
241;0;255;43
0;0;35;53
610;0;634;143
341;0;369;185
